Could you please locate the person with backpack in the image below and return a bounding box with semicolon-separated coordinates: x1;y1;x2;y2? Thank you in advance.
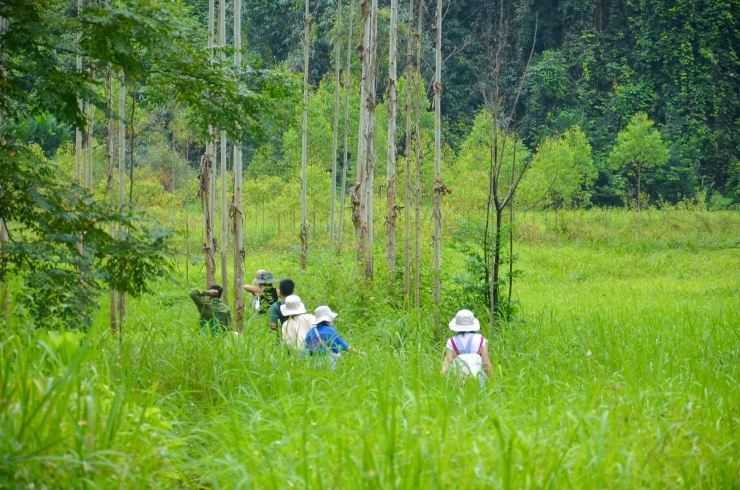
441;309;494;386
268;278;294;338
244;270;280;315
279;294;315;350
302;306;363;369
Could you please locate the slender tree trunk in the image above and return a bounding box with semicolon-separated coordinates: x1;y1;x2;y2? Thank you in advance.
413;0;422;309
487;3;538;335
117;73;126;327
0;219;7;313
300;0;310;270
404;0;414;307
233;0;245;330
217;0;228;303
330;0;343;248
75;0;83;184
637;162;641;240
357;0;378;280
386;0;398;281
507;197;514;322
85;10;94;193
105;59;117;333
492;206;503;324
432;0;443;331
128;87;136;204
0;15;8;313
354;0;369;246
197;16;215;293
221;129;229;304
184;202;190;290
85;89;94;190
202;154;216;288
337;0;356;255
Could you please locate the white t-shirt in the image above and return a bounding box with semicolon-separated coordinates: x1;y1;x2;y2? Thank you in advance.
445;332;487;354
282;313;316;350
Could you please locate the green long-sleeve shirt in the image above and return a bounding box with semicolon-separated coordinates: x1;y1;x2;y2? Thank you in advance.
190;290;233;333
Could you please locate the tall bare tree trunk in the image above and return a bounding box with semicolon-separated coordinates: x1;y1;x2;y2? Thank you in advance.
105;53;117;333
413;0;422;309
75;0;83;184
0;15;8;313
117;73;126;328
200;0;217;289
357;0;378;280
233;0;245;330
337;0;356;255
354;0;368;246
201;154;216;288
404;0;414;307
218;0;229;303
128;87;136;204
486;2;538;334
85;90;94;191
386;0;398;281
300;0;310;270
637;162;641;240
0;218;7;313
330;0;343;248
432;0;443;331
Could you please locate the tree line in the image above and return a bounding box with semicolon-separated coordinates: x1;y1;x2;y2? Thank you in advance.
1;0;737;335
227;0;739;205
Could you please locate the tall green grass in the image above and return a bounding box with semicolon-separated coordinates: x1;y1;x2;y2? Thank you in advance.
1;209;739;488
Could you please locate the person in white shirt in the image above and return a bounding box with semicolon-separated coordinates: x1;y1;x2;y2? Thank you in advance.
441;309;495;386
279;295;315;350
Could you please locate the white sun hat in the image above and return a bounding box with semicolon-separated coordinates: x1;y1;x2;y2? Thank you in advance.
312;305;338;325
448;309;481;332
280;295;307;316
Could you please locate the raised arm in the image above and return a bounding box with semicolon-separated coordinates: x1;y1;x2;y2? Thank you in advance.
190;290;207;308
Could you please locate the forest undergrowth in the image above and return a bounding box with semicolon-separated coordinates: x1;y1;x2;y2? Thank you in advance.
1;209;739;488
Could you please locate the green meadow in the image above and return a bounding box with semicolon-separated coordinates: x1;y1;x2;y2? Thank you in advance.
2;209;739;488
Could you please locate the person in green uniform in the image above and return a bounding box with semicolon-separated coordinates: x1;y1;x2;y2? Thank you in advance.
189;285;233;335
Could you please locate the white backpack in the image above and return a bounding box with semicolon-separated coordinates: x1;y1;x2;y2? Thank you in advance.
449;334;485;377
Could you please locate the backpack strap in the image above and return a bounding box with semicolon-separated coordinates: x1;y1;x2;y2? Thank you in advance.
477;335;485;355
461;334;474;353
450;338;460;355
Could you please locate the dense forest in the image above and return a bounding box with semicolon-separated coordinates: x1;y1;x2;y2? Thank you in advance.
7;0;740;206
233;0;740;206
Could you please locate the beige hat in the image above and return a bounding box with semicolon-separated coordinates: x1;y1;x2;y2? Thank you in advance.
449;309;480;332
280;295;307;316
312;305;338;325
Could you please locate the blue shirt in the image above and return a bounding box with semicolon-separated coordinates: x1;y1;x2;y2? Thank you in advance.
303;324;349;356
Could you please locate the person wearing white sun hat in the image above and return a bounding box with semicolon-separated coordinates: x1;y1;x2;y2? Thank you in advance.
302;306;363;369
441;309;494;385
279;295;315;350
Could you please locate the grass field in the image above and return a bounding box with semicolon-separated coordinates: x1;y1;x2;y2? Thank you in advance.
1;209;739;488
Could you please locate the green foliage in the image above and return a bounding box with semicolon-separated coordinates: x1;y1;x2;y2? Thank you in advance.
520;126;596;209
446;109;531;221
0;0;299;142
0;142;172;329
609;112;670;205
10;113;72;158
